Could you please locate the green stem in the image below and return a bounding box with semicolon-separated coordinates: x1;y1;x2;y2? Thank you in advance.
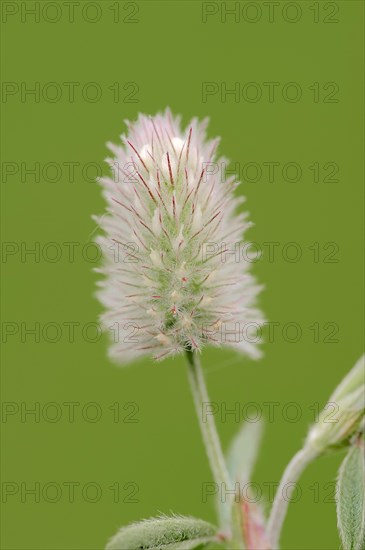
267;447;317;548
186;350;244;549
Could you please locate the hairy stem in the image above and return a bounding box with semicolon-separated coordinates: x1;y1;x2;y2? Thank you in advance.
186;350;244;549
267;447;317;548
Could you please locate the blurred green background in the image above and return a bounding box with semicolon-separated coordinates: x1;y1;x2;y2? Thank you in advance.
1;1;364;548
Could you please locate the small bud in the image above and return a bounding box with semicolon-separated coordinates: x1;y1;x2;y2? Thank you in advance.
305;355;365;454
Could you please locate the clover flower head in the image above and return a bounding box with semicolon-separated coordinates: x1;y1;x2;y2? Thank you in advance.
95;109;264;363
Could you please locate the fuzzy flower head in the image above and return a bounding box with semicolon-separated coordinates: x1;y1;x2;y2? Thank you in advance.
95;109;264;363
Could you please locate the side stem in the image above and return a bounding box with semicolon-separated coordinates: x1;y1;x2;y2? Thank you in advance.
267;447;317;548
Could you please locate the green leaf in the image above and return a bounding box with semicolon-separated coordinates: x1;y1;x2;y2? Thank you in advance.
105;514;218;550
336;439;365;550
226;419;264;485
217;420;264;532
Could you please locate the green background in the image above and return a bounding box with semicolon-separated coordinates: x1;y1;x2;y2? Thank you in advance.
1;1;364;548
